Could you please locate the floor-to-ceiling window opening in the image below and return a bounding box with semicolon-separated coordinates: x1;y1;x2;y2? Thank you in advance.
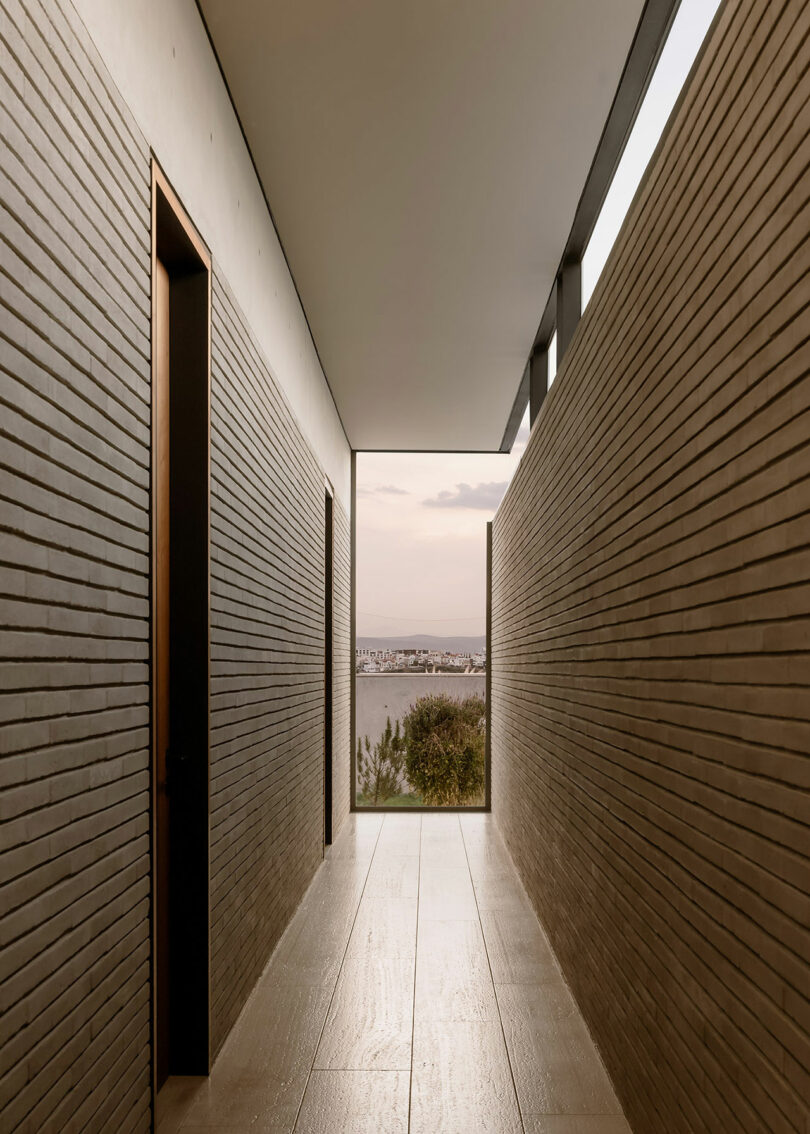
353;440;527;810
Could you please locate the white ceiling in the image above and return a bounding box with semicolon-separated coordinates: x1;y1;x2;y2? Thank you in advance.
199;0;646;451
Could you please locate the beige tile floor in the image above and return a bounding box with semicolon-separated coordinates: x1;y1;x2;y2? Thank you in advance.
158;813;630;1134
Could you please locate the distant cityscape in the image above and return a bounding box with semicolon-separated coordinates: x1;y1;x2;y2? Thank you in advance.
356;646;486;674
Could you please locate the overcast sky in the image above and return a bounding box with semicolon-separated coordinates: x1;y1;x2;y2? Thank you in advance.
356;0;721;639
356;427;529;638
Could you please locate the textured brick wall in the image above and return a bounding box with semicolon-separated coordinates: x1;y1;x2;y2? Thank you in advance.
491;1;810;1132
332;497;351;838
1;0;352;1124
209;275;352;1056
0;0;153;1129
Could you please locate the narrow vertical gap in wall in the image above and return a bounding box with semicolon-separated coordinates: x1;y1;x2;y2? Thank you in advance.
324;487;334;846
485;521;493;812
151;160;212;1098
350;452;357;811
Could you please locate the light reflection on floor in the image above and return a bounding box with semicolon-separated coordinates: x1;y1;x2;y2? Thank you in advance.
158;813;630;1133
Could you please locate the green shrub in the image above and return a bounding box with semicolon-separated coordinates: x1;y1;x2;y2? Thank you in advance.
356;716;404;804
402;694;486;806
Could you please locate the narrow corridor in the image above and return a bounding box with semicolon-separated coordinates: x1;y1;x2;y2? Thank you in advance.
157;814;630;1133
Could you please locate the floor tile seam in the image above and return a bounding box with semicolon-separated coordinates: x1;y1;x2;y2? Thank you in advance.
493;979;569;988
406;813;423;1134
290;815;387;1134
522;1110;628;1117
169;822;380;1132
468;827;628;1125
460;815;527;1134
474;849;629;1119
259;850;379;975
307;1062;412;1072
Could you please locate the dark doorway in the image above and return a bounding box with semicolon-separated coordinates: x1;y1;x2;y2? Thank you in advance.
324;489;334;846
151;163;211;1090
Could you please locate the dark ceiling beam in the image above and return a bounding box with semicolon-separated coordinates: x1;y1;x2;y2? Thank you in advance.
556;258;582;365
499;0;682;452
501;360;531;452
529;345;549;428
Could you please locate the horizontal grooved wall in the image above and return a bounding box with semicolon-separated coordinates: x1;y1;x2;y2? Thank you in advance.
209;273;351;1056
0;0;153;1129
490;1;810;1132
0;0;351;1125
332;498;351;838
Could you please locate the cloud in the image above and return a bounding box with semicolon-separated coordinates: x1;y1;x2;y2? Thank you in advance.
357;483;409;497
423;481;509;510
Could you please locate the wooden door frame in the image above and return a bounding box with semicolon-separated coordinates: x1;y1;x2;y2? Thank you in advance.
150;158;212;1114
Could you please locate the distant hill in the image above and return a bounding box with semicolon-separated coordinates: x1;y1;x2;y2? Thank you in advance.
356;634;486;653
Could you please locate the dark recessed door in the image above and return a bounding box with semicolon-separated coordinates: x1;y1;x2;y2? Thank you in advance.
151;165;212;1095
154;255;171;1090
